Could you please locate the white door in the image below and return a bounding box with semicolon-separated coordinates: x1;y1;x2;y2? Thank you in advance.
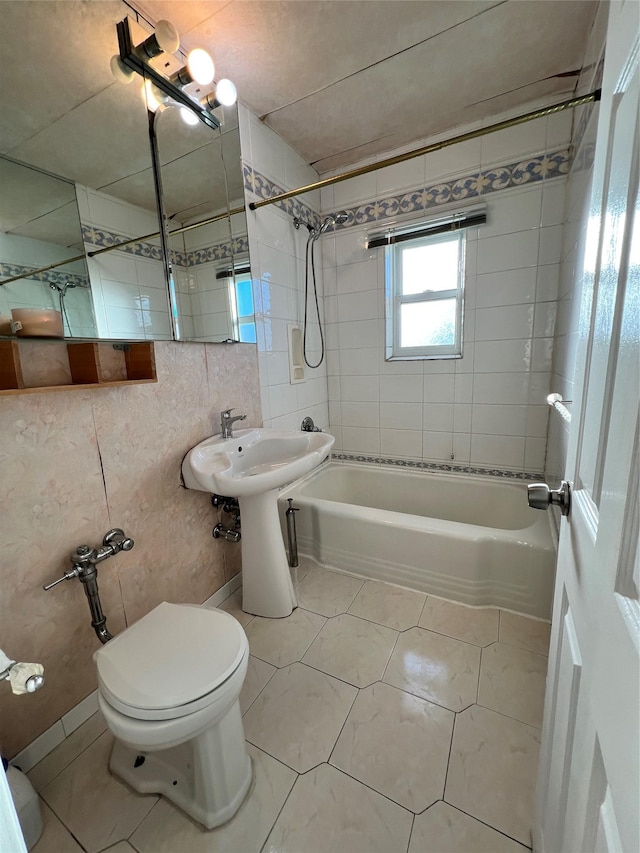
534;3;639;852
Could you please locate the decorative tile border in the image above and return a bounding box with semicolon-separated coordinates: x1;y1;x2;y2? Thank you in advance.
243;148;570;232
332;451;543;482
82;225;248;270
0;262;88;289
243;163;321;231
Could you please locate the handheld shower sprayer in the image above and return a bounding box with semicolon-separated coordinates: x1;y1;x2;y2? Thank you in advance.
292;211;349;370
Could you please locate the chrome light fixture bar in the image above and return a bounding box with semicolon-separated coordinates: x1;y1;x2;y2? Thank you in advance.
116;17;221;130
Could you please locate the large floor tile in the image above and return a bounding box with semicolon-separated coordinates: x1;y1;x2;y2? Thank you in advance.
101;843;137;852
245;607;326;667
240;655;277;715
40;731;157;853
478;642;547;728
243;662;357;773
499;611;551;655
445;705;540;846
302;613;398;687
419;597;499;647
32;803;84;853
291;555;313;586
216;590;255;628
383;627;480;711
409;801;529;853
348;580;427;630
295;567;364;617
264;763;413;853
28;710;107;792
331;682;454;812
130;745;296;853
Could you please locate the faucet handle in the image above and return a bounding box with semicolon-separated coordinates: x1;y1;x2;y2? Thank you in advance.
221;408;234;419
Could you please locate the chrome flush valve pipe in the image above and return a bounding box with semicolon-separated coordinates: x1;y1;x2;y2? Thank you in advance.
43;529;134;644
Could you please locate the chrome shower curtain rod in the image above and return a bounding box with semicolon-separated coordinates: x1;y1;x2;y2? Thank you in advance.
248;90;601;212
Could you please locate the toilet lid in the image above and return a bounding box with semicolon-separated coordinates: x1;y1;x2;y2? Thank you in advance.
94;602;247;712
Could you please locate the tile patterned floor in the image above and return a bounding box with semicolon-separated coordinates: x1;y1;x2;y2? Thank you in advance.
30;560;550;853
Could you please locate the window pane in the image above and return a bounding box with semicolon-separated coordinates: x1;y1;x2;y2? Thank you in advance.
401;239;459;294
400;299;456;348
235;278;254;317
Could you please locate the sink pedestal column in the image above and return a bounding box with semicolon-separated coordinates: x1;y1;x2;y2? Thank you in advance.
238;489;297;618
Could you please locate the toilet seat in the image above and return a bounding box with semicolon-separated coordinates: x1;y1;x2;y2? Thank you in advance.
94;602;247;721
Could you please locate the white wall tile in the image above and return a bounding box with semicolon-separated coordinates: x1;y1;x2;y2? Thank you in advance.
538;225;564;265
474;339;532;373
380;401;422;430
536;264;560;302
422;431;454;461
338;319;380;349
480;115;547;167
534;302;558;338
380;374;423;403
454;373;473;403
342;401;380;427
525;437;547;472
475;267;537;309
481;188;542;239
472;404;528;436
475;303;534;341
339;347;379;375
470;434;526;469
338;289;379;322
341;426;380;454
473;372;530;405
380;428;423;458
341;375;379;402
336;258;379;293
423;373;455;403
477;229;539;274
422;403;454;432
541;181;567;226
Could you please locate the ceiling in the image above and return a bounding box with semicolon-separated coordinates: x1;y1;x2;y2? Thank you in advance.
0;0;598;234
138;0;599;172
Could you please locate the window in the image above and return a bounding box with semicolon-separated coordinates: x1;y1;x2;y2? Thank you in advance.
385;230;465;359
230;273;256;343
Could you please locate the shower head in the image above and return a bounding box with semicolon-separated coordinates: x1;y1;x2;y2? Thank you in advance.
318;212;348;235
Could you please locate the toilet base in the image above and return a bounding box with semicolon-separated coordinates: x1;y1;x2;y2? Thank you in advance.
108;703;253;829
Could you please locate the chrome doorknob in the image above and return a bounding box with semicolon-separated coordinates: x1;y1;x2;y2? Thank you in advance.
527;480;571;516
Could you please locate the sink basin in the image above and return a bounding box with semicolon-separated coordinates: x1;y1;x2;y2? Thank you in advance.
182;428;335;498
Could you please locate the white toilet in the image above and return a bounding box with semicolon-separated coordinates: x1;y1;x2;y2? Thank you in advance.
94;601;252;829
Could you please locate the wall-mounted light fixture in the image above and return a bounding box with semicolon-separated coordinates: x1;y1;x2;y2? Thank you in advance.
112;17;236;130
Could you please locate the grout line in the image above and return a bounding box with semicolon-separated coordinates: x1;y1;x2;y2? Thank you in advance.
439;800;533;850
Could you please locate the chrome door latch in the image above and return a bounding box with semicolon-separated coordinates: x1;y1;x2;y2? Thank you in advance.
527;480;571;516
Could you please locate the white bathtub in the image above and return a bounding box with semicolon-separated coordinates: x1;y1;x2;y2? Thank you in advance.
279;462;556;619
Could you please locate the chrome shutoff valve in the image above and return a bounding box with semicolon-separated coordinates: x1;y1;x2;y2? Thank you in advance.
527;480;571;516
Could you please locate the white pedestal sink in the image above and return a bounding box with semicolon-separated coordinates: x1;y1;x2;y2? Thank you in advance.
182;428;334;617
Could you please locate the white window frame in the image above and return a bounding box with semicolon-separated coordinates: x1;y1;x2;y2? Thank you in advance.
385;229;465;360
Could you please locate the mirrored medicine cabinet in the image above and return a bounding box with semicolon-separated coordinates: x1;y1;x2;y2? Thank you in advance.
0;2;254;345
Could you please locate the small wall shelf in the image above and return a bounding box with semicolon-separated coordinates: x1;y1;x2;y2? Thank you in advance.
0;340;157;395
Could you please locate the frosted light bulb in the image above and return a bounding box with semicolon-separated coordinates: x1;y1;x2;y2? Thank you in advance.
180;106;199;126
215;79;237;106
187;49;215;85
144;79;168;112
154;20;180;54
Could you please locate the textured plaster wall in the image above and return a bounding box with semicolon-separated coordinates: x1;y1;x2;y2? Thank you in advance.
0;341;261;757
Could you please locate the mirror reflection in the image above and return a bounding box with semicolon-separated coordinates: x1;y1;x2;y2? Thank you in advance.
154;98;254;342
0;157;95;338
0;2;253;343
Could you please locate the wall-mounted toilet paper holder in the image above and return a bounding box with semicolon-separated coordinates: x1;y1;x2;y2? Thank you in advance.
0;649;45;694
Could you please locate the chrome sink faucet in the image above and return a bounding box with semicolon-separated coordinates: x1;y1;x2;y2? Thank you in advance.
221;408;247;439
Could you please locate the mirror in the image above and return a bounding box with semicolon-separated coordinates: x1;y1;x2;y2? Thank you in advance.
0;157;95;337
0;1;254;343
154;94;254;342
